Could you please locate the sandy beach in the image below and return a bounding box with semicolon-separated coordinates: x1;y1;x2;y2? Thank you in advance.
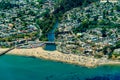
0;47;120;67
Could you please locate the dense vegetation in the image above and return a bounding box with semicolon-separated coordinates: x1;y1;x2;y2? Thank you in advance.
53;0;98;18
0;1;19;9
36;13;56;41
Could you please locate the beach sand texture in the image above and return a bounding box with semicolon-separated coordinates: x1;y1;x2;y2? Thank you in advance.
0;47;120;67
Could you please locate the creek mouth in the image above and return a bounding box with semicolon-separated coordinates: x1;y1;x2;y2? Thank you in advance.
44;21;58;51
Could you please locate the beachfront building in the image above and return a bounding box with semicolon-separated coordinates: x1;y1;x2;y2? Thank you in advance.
100;0;107;3
109;0;118;3
100;0;118;3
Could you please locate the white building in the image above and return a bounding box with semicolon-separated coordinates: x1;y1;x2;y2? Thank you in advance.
109;0;118;3
100;0;118;3
100;0;107;3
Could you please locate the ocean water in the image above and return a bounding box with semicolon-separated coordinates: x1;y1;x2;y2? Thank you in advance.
0;55;120;80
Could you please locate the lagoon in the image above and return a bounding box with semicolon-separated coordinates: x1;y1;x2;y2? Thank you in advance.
45;21;59;51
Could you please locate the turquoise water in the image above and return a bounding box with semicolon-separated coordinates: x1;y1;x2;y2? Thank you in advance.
0;55;120;80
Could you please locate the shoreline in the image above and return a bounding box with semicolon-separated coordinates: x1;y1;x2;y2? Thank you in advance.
0;47;120;68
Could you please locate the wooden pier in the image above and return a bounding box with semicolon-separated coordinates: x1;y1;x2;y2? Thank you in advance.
0;47;15;56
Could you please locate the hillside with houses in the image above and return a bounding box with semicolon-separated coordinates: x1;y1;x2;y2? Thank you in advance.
0;0;61;48
56;1;120;59
0;0;98;48
1;0;120;60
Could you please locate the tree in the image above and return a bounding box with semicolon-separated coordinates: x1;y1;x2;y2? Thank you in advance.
103;45;115;58
101;27;107;37
115;41;120;48
115;5;120;12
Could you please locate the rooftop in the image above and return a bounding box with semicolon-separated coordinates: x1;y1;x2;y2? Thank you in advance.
100;0;118;3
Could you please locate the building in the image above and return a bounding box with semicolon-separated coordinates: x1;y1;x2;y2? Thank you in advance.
100;0;118;3
109;0;118;3
100;0;107;3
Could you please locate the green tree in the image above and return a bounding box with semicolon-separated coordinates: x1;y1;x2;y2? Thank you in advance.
101;27;107;37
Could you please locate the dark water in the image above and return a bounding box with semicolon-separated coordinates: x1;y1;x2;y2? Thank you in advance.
48;21;58;42
45;21;58;51
0;55;120;80
44;44;56;51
